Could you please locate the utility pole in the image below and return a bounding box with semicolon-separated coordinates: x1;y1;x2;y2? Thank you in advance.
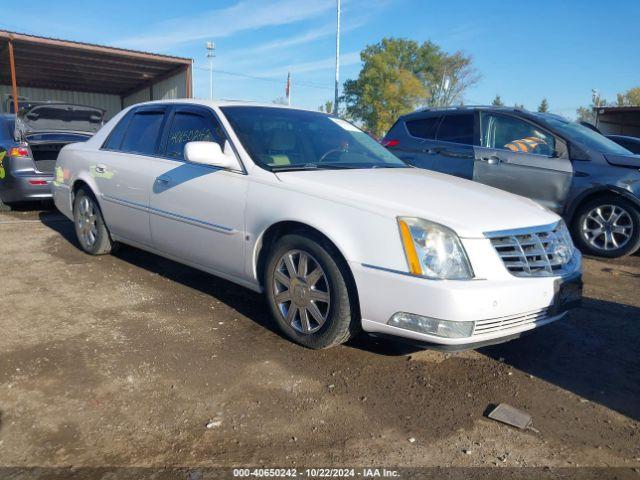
334;0;341;115
206;41;215;100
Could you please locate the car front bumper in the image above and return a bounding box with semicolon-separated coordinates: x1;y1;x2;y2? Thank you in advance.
0;171;54;203
350;251;582;350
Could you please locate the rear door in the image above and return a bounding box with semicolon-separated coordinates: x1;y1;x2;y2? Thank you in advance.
427;112;477;179
95;105;169;246
383;114;440;168
473;111;573;212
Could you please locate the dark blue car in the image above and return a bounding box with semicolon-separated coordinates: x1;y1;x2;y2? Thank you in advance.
383;106;640;258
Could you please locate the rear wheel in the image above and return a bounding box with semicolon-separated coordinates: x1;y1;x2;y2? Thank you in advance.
264;233;359;349
73;188;115;255
572;195;640;258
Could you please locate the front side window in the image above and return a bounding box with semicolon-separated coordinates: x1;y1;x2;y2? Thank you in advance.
220;106;407;171
120;111;165;155
481;113;555;156
436;114;475;145
405;116;440;139
165;111;225;160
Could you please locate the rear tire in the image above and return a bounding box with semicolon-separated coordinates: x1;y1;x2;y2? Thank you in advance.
264;232;360;349
73;188;115;255
571;195;640;258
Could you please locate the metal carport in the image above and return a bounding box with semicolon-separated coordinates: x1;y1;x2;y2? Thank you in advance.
0;30;193;119
595;106;640;137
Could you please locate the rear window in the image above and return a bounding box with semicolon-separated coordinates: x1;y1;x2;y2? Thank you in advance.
436;114;475;145
120;111;165;155
405;116;440;139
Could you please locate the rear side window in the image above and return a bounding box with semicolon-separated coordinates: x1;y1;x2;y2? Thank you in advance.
120;111;165;155
436;114;475;145
165;111;225;160
103;113;131;151
405;116;440;139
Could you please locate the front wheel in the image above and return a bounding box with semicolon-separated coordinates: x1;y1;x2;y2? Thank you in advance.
264;233;360;349
572;195;640;258
73;188;115;255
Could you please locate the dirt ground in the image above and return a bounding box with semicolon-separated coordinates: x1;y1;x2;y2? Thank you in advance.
0;206;638;475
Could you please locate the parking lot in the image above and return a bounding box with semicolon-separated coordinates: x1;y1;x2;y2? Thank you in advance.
0;206;638;470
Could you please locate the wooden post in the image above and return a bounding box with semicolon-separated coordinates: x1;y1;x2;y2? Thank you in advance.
185;63;192;98
7;38;19;113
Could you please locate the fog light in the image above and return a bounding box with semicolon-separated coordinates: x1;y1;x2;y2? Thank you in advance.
388;312;474;338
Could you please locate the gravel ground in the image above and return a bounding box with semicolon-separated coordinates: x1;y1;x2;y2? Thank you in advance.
0;206;638;476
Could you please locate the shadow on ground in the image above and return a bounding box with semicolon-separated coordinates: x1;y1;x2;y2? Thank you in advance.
480;298;640;421
39;212;640;422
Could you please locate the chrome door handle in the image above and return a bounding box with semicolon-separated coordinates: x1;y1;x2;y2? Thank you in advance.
95;164;107;173
480;156;501;165
156;177;170;186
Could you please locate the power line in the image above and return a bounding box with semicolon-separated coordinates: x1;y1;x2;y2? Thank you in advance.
192;65;333;91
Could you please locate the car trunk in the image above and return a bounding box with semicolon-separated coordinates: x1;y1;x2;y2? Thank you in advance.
15;103;105;174
27;134;92;173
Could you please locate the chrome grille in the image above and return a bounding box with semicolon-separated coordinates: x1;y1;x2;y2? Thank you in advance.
486;222;575;277
474;308;550;336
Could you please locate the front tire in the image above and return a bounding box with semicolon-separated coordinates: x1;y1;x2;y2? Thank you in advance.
264;233;360;349
572;195;640;258
73;188;115;255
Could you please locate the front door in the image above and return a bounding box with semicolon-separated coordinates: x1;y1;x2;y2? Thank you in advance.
473;111;573;213
148;106;248;279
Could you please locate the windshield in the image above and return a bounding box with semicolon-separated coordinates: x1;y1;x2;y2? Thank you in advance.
220;106;407;171
541;116;633;155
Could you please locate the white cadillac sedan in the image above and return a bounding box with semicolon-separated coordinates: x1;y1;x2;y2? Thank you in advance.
53;100;582;350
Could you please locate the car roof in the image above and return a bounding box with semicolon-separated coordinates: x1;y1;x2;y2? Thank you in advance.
131;98;324;114
399;105;555;122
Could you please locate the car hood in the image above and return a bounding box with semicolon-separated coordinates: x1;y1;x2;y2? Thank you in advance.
275;167;559;238
15;103;105;138
604;153;640;168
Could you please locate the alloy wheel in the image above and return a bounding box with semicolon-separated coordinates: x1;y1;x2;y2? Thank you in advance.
581;204;633;251
272;249;331;334
77;196;98;248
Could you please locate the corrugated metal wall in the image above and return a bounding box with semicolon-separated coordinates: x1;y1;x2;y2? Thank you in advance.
0;85;121;119
123;70;188;108
1;69;188;119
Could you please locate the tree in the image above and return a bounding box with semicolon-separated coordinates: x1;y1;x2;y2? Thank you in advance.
616;87;640;106
341;38;479;137
491;95;504;107
318;100;334;114
514;103;525;109
538;98;549;113
576;93;607;124
576;106;595;124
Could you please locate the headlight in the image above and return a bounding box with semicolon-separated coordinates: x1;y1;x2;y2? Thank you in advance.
397;217;473;280
552;220;575;264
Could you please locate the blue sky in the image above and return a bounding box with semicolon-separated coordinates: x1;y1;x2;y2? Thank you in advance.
2;0;639;118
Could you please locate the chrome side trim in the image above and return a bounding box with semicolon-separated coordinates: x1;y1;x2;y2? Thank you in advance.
102;194;148;213
149;208;235;234
361;263;414;277
101;194;236;235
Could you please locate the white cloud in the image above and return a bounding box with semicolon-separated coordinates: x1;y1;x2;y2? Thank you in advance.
113;0;336;51
252;51;362;78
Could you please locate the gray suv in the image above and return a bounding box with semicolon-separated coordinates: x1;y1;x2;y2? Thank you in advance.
382;106;640;258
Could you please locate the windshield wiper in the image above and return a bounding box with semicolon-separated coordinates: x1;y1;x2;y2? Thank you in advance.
272;163;363;172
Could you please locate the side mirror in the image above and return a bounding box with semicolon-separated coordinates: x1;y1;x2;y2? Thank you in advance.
184;141;240;170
